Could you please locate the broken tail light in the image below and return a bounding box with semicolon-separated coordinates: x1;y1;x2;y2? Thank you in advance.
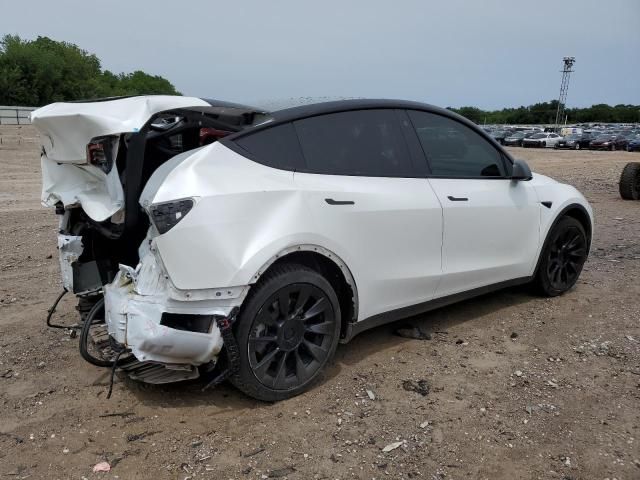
149;198;194;234
87;135;119;174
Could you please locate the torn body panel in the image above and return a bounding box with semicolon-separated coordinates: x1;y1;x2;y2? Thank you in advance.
32;96;210;163
57;234;83;292
42;154;125;222
104;242;247;366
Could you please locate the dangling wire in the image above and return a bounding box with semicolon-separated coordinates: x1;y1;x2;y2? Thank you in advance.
106;348;128;399
46;289;78;330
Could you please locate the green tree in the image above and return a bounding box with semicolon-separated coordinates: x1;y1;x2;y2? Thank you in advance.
0;35;180;106
450;100;639;125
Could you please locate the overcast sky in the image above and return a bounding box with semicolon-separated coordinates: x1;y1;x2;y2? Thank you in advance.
2;0;639;109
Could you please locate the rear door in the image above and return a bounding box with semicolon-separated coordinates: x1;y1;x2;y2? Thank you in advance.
405;110;541;298
292;109;443;321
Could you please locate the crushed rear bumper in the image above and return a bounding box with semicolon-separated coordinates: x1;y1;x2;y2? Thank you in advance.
103;240;248;372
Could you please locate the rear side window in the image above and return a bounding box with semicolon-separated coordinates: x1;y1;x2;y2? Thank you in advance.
294;109;414;177
407;110;508;178
234;122;303;171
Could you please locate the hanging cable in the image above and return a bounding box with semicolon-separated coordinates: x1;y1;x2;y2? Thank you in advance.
46;289;79;331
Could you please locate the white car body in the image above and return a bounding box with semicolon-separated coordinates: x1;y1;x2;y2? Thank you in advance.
32;96;593;393
522;132;562;148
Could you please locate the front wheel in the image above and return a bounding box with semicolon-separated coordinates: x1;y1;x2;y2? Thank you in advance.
534;216;588;296
231;263;341;401
575;143;581;150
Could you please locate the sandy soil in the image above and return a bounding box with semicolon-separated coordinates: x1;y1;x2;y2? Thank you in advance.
1;125;639;480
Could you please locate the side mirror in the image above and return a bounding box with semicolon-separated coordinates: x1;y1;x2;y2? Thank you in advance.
511;159;532;181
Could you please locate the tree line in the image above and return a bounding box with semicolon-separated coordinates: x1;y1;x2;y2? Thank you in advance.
0;35;179;106
450;100;640;125
1;35;638;123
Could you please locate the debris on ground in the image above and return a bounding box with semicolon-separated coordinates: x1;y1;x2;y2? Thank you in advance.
382;441;404;452
394;325;432;340
267;465;296;477
402;379;430;396
92;461;111;473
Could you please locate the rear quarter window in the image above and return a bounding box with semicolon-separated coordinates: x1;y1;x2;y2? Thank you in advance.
233;122;304;171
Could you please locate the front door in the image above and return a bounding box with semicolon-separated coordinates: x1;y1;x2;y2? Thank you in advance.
406;110;541;297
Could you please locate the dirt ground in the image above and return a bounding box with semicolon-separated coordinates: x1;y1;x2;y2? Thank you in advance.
1;124;639;480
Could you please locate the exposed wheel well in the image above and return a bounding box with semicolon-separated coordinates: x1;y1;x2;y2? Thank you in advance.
258;251;356;339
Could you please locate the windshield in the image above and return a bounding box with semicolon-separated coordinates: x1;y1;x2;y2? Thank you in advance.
508;132;524;138
595;135;614;141
566;134;581;140
530;133;546;139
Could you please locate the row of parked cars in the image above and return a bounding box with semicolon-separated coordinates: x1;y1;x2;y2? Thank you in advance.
486;127;640;152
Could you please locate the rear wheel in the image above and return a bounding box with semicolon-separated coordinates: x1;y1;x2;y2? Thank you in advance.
231;263;341;401
575;143;581;150
619;162;640;200
534;216;588;297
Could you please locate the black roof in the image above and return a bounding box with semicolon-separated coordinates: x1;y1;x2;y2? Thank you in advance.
221;98;514;164
266;98;453;124
233;98;490;144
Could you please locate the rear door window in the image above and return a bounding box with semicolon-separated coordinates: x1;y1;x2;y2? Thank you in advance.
294;109;416;177
407;110;509;178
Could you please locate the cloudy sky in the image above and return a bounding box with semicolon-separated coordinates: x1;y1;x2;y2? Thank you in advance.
2;0;639;109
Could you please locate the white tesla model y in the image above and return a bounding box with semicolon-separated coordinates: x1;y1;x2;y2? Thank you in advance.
33;96;593;400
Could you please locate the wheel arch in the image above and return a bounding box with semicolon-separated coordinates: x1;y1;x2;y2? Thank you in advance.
533;203;593;278
250;245;359;339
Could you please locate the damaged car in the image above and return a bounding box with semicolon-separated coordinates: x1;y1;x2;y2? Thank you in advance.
33;96;593;401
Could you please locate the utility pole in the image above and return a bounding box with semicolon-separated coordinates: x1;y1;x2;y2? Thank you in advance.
554;57;575;132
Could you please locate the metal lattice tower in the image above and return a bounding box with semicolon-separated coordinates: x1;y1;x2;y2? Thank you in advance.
554;56;575;130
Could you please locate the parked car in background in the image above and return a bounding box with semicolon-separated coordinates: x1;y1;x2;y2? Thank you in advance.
627;135;640;152
490;130;512;145
589;134;628;151
504;131;528;147
523;132;561;148
554;134;593;150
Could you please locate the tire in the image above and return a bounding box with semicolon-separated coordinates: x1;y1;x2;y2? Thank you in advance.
534;216;588;297
611;144;615;151
541;142;546;148
619;162;640;200
575;143;581;150
231;263;341;401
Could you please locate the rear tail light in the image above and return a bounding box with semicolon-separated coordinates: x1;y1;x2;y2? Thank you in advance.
87;135;119;173
149;198;194;234
199;128;232;146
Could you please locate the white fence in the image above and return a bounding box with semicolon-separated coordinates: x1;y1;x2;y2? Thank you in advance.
0;106;37;125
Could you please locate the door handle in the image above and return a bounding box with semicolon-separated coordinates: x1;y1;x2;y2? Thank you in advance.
447;196;468;202
325;198;355;205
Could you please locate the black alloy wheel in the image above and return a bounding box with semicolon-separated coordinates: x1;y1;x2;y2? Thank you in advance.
248;283;335;389
231;264;341;401
535;216;588;296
